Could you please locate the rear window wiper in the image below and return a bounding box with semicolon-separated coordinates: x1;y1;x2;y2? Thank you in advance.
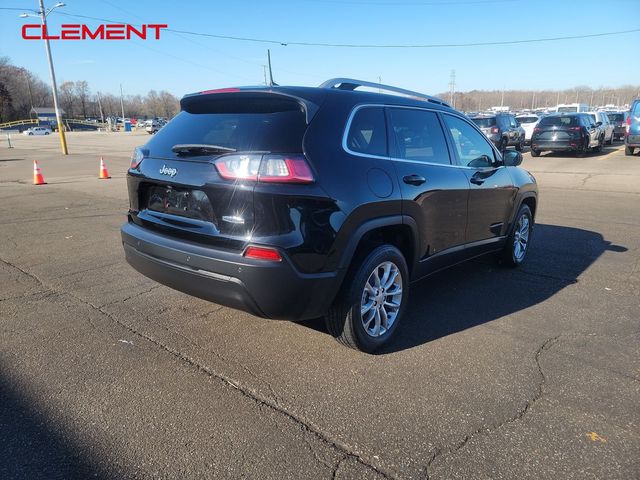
171;144;237;155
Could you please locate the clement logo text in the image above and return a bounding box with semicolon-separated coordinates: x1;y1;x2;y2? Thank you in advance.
22;24;168;40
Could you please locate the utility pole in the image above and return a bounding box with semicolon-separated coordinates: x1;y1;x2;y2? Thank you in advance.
500;88;505;108
20;1;69;154
590;90;594;108
119;83;126;131
448;70;456;109
531;92;536;110
556;91;560;106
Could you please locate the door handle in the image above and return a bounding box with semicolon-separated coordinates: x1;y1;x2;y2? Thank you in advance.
470;177;485;185
403;174;426;186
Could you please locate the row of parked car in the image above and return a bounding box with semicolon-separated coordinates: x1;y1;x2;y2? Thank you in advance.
469;107;636;157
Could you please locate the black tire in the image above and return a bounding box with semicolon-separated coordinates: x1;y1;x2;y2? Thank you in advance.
515;140;523;152
530;149;540;157
325;244;409;353
625;145;634;156
576;139;588;157
500;204;533;267
45;132;50;135
593;136;604;153
606;133;612;145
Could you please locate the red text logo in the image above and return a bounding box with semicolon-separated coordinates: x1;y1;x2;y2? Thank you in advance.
22;24;168;40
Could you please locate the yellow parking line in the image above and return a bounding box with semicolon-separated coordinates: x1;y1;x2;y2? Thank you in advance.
598;145;625;159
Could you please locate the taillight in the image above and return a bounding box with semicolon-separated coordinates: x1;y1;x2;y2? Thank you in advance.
215;154;261;181
130;147;145;169
200;88;241;95
244;246;282;262
214;154;314;184
491;127;499;134
626;116;631;135
533;127;541;133
258;154;314;183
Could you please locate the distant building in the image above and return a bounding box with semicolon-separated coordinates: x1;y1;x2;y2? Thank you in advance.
31;107;65;124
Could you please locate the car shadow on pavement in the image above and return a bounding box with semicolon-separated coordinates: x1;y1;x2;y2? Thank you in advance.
301;224;627;354
0;371;112;480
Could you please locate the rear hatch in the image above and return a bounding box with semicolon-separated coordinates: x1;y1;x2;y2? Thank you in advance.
471;117;497;136
127;89;322;250
535;116;580;141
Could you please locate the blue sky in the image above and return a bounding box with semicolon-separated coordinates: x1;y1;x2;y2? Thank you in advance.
1;0;638;97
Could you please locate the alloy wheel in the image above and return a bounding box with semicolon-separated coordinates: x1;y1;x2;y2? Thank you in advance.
360;261;403;338
513;214;530;261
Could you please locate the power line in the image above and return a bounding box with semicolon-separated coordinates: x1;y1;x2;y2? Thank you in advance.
49;11;639;49
303;0;517;5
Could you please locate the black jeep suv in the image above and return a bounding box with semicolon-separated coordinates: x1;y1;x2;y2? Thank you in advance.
470;113;525;152
121;78;538;352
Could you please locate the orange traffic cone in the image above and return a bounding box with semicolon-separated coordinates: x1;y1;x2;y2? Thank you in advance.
33;160;47;185
99;156;111;179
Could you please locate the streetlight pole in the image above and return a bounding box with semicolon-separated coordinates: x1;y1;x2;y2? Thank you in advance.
21;1;68;154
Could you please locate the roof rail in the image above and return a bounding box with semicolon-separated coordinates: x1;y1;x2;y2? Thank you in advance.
319;78;451;108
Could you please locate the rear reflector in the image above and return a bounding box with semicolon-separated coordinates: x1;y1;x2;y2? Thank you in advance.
244;246;282;262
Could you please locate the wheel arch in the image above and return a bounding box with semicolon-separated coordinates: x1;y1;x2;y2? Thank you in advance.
325;216;418;310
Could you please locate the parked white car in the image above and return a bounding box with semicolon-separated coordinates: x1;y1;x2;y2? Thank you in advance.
516;114;544;145
23;126;52;136
587;111;615;145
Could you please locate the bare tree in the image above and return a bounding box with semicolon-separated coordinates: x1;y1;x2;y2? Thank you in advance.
59;81;76;117
75;80;90;118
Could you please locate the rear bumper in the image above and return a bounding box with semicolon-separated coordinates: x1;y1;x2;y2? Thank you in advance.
531;140;580;151
121;222;338;321
625;134;640;147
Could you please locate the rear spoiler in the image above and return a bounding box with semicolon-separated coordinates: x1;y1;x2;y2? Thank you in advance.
180;88;325;124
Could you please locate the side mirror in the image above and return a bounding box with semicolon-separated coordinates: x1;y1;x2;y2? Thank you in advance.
596;121;602;127
503;150;523;167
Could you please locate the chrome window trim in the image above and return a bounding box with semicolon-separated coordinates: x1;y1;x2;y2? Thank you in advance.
342;103;503;170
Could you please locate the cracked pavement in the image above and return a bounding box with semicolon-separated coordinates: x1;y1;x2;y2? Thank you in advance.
1;132;639;479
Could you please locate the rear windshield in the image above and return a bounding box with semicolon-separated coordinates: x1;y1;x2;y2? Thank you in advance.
607;113;625;122
145;109;307;158
557;106;578;113
471;117;496;128
539;116;579;127
517;116;539;124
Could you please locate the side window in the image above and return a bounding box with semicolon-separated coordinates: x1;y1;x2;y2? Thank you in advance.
346;106;387;156
387;108;450;165
510;116;518;127
442;114;496;168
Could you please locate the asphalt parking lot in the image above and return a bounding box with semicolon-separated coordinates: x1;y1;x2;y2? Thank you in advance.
1;131;638;479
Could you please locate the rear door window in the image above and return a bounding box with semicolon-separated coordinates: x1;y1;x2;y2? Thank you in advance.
345;106;388;157
387;108;450;165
